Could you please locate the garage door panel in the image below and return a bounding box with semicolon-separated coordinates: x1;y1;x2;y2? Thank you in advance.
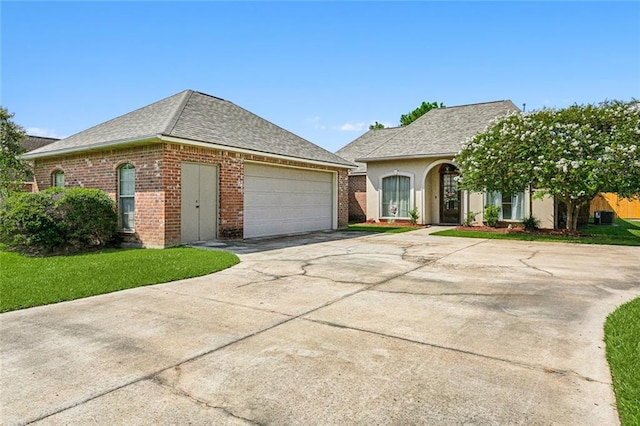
244;164;334;238
246;191;332;205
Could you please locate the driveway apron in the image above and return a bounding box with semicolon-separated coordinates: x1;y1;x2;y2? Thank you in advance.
1;229;639;425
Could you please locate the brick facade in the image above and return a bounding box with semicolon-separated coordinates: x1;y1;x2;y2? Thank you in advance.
32;141;349;248
347;174;367;222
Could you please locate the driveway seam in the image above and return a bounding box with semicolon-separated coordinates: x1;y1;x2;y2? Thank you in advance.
24;280;379;424
302;318;609;385
151;377;264;426
26;240;439;424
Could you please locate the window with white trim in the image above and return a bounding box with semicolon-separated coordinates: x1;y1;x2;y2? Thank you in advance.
52;170;64;187
118;164;135;231
487;191;524;220
381;175;411;217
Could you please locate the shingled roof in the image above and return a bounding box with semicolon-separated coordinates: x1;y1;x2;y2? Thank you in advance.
335;127;402;174
24;90;354;168
21;135;60;152
352;100;519;163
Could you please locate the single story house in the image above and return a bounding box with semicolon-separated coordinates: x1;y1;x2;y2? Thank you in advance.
24;90;354;247
337;100;556;228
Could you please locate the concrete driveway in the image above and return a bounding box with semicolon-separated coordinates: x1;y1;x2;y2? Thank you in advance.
2;229;639;425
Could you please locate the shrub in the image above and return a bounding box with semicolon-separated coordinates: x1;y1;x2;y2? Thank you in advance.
484;205;500;227
462;211;479;227
522;215;541;231
408;207;419;225
52;188;119;250
0;188;118;254
0;191;63;252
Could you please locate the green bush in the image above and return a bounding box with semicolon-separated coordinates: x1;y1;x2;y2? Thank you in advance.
52;188;119;250
0;191;63;251
484;205;500;227
0;188;118;254
408;207;419;225
462;211;479;227
522;215;541;231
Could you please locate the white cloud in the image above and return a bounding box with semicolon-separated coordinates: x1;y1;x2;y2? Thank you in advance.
338;122;365;131
26;127;63;138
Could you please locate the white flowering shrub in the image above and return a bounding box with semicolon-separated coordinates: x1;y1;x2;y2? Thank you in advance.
455;101;640;230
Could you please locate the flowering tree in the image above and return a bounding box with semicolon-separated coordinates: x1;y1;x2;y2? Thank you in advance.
455;101;640;230
0;107;28;199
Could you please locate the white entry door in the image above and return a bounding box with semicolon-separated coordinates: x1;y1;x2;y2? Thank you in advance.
244;163;334;238
181;163;218;243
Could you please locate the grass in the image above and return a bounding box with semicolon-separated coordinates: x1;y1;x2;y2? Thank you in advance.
0;247;239;313
605;297;640;425
346;224;418;233
432;218;640;246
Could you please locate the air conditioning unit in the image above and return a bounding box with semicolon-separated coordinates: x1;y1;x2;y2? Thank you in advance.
594;210;615;225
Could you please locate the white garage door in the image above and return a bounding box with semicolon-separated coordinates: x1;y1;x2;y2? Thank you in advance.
244;163;334;238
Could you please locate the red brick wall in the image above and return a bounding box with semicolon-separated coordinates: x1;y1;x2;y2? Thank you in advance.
33;142;350;247
163;144;245;245
348;174;367;222
32;144;166;247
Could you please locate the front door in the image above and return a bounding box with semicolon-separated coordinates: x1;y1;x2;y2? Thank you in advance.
440;164;461;224
181;163;218;243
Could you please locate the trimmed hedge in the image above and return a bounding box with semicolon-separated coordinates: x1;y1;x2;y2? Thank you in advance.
0;188;119;254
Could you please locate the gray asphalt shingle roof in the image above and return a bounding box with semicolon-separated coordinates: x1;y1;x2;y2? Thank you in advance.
21;135;59;152
335;127;402;174
25;90;354;167
347;100;519;165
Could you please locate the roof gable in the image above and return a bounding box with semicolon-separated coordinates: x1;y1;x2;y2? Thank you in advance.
335;127;402;174
25;90;353;167
21;135;60;152
356;100;519;161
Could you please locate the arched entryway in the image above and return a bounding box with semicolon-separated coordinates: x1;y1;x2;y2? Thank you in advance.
439;164;461;224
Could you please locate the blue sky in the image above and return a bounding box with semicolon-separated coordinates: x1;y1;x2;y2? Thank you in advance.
2;1;639;153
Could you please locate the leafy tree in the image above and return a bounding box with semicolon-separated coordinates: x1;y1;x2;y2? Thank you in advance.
400;101;445;126
455;101;640;231
0;107;29;199
369;121;386;130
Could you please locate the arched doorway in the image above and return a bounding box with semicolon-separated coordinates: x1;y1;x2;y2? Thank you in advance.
439;164;460;224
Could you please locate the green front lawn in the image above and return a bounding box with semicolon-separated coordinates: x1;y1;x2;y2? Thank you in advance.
0;247;239;313
605;297;640;425
432;218;640;246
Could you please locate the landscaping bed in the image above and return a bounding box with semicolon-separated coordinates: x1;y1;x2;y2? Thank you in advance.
455;225;589;237
434;218;640;246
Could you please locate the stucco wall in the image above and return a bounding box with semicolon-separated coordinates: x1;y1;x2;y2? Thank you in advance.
365;157;555;227
473;190;555;228
366;157;457;224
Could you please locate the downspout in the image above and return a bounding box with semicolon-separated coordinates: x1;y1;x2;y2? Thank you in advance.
528;184;533;218
466;190;470;223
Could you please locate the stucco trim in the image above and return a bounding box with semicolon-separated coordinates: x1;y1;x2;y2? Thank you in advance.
356;152;457;163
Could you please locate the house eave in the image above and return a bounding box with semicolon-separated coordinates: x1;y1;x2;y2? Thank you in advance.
355;152;456;163
22;135;160;159
158;135;356;169
23;134;356;170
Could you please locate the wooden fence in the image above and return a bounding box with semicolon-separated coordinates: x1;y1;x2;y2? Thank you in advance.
590;193;640;219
